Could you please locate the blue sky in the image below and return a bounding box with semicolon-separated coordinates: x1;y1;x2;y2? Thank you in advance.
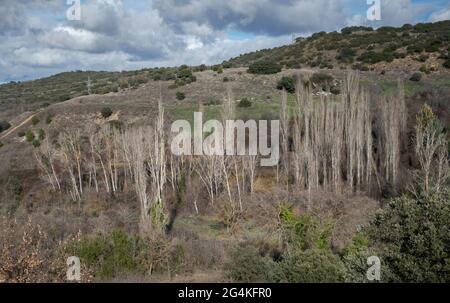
0;0;449;83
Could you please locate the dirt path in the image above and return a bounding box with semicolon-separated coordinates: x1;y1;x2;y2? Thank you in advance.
0;110;43;140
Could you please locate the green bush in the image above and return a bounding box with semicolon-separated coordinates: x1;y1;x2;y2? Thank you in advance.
31;116;40;126
238;98;252;108
444;59;450;69
197;64;207;71
276;76;296;93
0;120;11;133
0;141;3;148
37;129;45;141
310;73;335;91
32;139;41;148
279;205;333;250
45;115;53;125
364;190;450;282
352;63;369;71
65;230;185;280
25;130;35;142
222;61;232;68
226;205;344;283
225;246;272;282
65;230;145;279
310;73;333;85
270;249;345;283
101;107;113;118
409;72;422;82
336;48;357;63
358;51;393;64
177;67;197;82
176;92;186;101
248;61;282;75
226;245;345;283
416;54;429;62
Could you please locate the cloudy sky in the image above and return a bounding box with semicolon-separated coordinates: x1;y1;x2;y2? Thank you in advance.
0;0;449;82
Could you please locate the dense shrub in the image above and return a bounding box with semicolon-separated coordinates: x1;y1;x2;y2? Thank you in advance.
0;121;11;133
358;51;393;64
330;85;341;95
177;67;196;82
352;63;370;71
37;129;45;141
310;73;333;85
309;73;336;91
279;205;333;251
31;116;41;125
101;107;113;118
363;190;450;282
238;98;252;108
45;115;53;125
270;249;345;283
32;140;41;148
226;207;344;283
25;130;35;142
341;26;373;35
197;64;207;72
444;59;450;69
176;92;186;101
336;48;357;63
225;246;272;282
416;54;429;62
65;230;144;279
248;61;282;75
222;61;232;68
420;65;431;74
65;230;185;280
409;72;422;82
276;76;296;93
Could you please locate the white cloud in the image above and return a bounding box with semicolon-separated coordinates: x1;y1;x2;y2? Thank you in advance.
0;0;447;82
429;6;450;22
380;0;430;26
152;0;349;36
13;47;68;68
39;26;115;53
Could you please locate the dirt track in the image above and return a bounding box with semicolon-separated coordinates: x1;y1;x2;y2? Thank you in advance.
0;110;43;140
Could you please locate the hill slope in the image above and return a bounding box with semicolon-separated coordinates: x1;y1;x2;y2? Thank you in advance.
0;21;449;120
225;21;450;72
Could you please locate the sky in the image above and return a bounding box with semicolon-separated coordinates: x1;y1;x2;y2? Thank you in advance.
0;0;449;83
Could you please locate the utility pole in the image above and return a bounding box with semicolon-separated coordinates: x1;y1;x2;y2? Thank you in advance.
87;76;92;95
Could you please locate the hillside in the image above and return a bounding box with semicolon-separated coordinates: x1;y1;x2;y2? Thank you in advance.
1;21;449;122
225;21;450;72
1;19;450;284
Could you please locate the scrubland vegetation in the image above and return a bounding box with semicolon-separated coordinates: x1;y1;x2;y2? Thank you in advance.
0;69;448;283
0;21;449;283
